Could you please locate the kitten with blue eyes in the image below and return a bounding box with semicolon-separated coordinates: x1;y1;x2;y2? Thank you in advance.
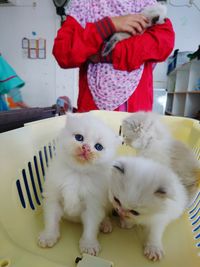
109;156;188;261
38;112;120;255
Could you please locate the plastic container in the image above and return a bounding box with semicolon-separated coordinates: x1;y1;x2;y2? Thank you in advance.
0;107;56;133
0;111;199;267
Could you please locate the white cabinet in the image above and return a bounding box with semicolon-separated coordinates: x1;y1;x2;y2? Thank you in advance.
165;60;200;118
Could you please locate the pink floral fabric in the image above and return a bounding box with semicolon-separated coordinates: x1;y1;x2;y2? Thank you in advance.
65;0;156;110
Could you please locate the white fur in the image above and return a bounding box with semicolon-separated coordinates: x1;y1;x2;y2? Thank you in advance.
142;2;167;26
38;113;120;255
122;111;200;202
109;156;188;261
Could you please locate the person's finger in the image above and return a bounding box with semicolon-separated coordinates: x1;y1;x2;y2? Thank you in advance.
131;29;137;35
132;22;143;33
138;18;149;29
140;14;149;23
128;27;137;36
133;14;149;23
129;14;149;28
124;25;136;35
130;17;149;29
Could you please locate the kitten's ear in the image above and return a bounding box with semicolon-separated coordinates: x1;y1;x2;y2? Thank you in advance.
121;118;132;134
66;112;75;123
122;118;130;128
113;161;125;174
66;112;87;125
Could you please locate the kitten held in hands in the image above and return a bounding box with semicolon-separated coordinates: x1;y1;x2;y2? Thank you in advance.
121;111;200;203
109;156;188;261
102;2;167;56
38;113;120;255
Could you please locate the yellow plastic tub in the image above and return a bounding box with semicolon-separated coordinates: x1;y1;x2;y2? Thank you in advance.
0;111;199;267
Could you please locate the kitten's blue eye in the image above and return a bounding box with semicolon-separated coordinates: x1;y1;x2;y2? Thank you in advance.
75;134;84;142
129;210;140;216
94;143;103;151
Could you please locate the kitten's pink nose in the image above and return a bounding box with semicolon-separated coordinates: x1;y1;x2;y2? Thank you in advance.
82;144;90;152
116;207;126;218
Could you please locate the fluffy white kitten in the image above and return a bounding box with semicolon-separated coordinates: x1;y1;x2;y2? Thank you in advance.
109;156;188;261
102;2;167;56
38;113;120;255
121;111;200;202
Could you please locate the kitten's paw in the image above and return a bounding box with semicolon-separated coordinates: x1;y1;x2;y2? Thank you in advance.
38;231;60;248
79;238;101;256
144;244;164;261
100;218;113;233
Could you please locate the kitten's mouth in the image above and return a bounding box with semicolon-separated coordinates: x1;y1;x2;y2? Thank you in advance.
78;152;91;160
74;147;95;163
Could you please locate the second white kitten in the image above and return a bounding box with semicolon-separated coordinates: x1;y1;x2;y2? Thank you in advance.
109;156;188;261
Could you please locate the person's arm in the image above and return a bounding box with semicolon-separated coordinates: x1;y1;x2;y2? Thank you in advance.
52;16;116;68
110;19;175;72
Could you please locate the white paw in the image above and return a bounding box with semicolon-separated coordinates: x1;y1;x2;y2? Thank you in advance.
100;218;113;233
38;231;60;248
79;238;101;256
144;244;164;261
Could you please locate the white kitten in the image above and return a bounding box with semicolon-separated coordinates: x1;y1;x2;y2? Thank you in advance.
121;111;200;202
109;156;188;261
102;2;167;56
38;112;120;255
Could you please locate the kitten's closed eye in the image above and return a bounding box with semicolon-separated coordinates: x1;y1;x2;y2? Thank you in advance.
113;162;125;174
129;209;140;216
75;134;84;142
114;196;121;206
155;188;166;195
154;187;168;198
94;143;104;151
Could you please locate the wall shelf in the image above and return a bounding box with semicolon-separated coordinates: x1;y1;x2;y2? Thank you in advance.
165;60;200;118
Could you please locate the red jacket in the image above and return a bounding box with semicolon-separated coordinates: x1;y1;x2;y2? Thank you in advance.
53;16;175;112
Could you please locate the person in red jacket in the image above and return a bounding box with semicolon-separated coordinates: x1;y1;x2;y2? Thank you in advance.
53;0;175;113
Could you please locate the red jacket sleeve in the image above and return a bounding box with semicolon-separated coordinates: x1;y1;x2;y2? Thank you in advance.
112;19;175;72
52;16;116;68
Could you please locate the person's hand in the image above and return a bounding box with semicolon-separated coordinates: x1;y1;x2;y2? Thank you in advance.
110;14;149;35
